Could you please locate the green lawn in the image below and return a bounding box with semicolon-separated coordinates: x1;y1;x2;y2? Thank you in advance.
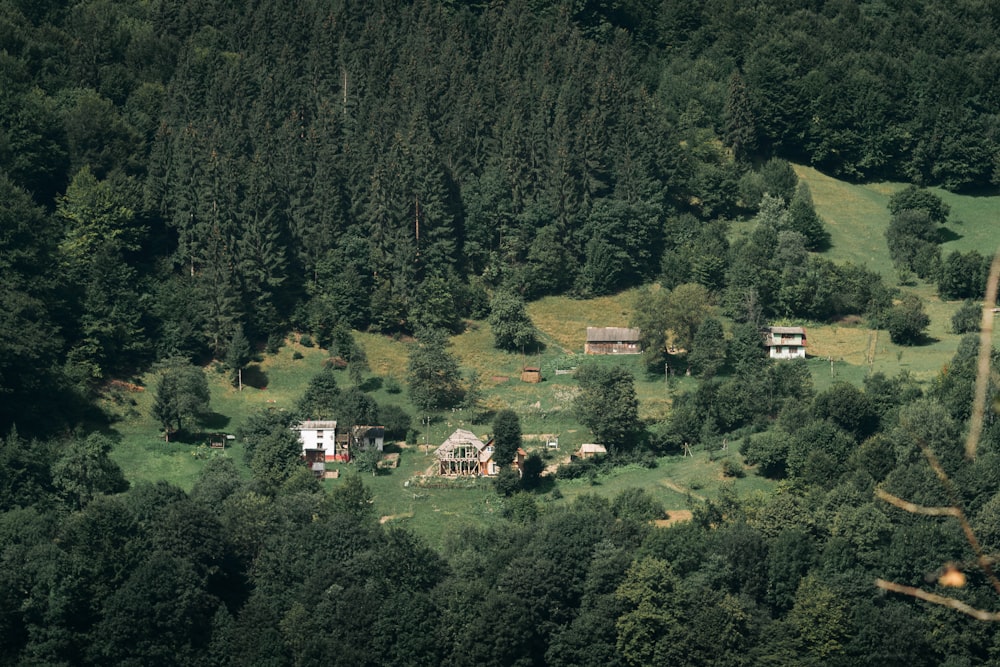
105;165;1000;544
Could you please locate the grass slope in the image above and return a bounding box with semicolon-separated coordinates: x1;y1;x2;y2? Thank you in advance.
794;164;1000;385
104;166;1000;545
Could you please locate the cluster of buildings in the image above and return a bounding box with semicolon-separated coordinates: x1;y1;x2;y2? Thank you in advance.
290;324;806;478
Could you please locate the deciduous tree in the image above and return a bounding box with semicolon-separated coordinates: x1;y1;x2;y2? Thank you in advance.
574;363;642;452
151;360;210;440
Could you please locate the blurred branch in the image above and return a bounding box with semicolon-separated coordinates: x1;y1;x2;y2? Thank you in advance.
965;248;1000;460
876;579;1000;621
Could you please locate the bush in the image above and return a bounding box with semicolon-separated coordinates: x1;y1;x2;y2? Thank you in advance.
951;300;981;334
885;294;930;345
721;459;745;478
292;350;304;360
266;333;284;354
299;334;313;348
384;376;402;394
378;404;411;440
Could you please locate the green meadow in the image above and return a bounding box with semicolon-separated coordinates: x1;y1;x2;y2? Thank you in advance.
106;166;1000;545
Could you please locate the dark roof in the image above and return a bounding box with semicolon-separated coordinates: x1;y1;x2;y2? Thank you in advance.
586;327;642;342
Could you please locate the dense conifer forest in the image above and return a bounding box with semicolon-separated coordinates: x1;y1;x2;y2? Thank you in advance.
3;0;1000;664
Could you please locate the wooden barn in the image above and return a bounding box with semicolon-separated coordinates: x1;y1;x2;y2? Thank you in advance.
520;366;542;383
585;327;642;355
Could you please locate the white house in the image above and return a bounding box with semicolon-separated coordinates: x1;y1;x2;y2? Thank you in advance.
764;326;807;360
294;420;348;462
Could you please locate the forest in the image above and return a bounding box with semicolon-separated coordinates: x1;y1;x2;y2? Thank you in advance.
3;0;1000;664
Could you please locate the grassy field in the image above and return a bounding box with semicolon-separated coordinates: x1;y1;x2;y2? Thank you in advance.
795;164;1000;270
793;164;1000;387
105;164;1000;545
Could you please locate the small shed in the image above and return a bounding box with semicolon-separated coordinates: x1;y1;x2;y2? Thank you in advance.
578;443;608;458
521;366;542;383
585;327;642;355
352;425;386;452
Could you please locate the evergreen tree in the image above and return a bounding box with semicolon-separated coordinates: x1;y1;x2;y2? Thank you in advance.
407;329;463;412
786;182;829;251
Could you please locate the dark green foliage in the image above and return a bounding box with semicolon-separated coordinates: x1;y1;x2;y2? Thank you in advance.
151;359;210;438
3;2;1000;664
488;290;537;352
52;433;128;510
0;428;55;511
887;185;950;224
377;404;411;440
574;363;642;452
759;157;798;203
885;209;941;278
786;182;829;251
237;408;296;469
938;251;989;301
521;453;544;490
884;294;930;345
630;285;671;371
296;366;340;420
951;299;981;334
491;409;522;472
813;382;879;441
611;488;664;522
687;317;726;378
493;466;521;498
406;329;463;412
224;325;252;389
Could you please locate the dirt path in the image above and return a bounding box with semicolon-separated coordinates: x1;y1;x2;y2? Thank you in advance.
660;479;706;502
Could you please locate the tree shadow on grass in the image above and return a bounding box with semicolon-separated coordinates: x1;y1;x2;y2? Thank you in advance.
359;377;383;392
937;227;963;243
200;411;231;431
241;364;269;389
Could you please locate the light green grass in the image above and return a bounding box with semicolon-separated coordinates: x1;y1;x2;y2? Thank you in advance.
790;164;1000;391
795;164;1000;271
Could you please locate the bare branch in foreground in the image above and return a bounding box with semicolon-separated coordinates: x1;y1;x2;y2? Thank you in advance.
876;578;1000;622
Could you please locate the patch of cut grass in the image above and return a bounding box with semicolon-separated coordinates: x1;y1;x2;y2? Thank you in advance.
528;290;641;354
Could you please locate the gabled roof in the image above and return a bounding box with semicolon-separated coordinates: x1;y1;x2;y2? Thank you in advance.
297;420;337;429
766;326;806;335
586;327;642;342
435;429;487;458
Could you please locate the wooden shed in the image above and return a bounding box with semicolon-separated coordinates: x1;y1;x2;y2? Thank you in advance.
585;327;642;355
520;366;542;383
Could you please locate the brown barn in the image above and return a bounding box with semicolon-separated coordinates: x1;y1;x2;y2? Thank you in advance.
585;327;642;355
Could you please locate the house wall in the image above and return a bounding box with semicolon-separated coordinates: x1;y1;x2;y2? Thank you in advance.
769;345;806;360
298;426;348;461
585;341;641;355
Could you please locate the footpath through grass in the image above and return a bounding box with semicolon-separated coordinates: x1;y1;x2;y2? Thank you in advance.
105;166;1000;544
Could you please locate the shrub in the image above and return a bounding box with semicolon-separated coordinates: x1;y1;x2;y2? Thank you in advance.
292;350;304;360
721;459;745;478
951;300;981;334
299;334;313;348
384;376;402;394
885;294;930;345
